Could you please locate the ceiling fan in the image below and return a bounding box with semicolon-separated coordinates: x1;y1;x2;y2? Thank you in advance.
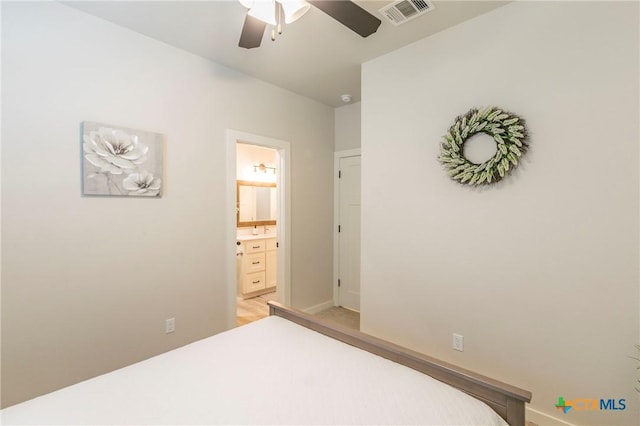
238;0;382;49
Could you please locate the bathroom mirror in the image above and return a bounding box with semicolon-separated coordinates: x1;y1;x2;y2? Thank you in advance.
237;180;277;227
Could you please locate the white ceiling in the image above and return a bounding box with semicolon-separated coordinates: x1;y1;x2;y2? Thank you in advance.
63;1;507;107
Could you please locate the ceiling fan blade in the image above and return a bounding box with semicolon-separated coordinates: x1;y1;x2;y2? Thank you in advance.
308;0;381;38
239;14;266;49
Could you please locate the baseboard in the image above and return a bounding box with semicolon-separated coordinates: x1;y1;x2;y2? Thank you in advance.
302;300;335;314
526;407;577;426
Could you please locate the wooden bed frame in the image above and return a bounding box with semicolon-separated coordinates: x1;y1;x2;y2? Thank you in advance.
268;301;531;426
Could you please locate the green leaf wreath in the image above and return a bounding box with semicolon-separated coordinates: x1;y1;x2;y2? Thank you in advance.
438;106;529;185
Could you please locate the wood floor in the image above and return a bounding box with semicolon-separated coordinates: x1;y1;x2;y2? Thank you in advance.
236;293;360;330
236;293;275;326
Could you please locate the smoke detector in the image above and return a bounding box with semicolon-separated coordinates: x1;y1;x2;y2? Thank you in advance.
341;94;352;103
379;0;435;26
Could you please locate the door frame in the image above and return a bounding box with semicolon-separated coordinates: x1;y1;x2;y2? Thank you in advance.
226;129;291;329
333;148;361;307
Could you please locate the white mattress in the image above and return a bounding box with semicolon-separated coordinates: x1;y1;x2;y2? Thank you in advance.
1;316;507;425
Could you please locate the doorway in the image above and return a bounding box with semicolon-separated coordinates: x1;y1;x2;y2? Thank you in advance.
226;130;291;330
334;149;361;312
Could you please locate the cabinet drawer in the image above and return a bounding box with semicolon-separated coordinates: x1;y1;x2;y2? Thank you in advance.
266;238;277;251
245;252;265;273
244;271;266;293
245;240;265;254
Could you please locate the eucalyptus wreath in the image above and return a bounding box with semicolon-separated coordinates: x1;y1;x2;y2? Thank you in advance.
438;106;529;185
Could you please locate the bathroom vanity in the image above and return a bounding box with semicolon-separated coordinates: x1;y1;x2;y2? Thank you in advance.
237;235;277;299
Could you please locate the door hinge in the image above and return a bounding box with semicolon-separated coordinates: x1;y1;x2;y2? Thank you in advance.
338;279;341;287
338;225;341;233
338;170;342;178
276;242;279;248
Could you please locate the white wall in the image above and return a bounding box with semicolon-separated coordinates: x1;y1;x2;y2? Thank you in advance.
361;2;638;426
236;144;277;183
335;102;361;151
1;1;334;407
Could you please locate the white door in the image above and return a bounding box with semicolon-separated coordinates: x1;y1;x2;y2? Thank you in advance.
337;155;361;311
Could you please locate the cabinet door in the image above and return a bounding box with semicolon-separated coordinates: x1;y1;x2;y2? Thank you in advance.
266;238;277;251
245;252;265;273
266;249;277;289
244;271;266;293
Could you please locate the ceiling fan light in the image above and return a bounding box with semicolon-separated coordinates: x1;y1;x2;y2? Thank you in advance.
280;0;311;24
247;0;277;25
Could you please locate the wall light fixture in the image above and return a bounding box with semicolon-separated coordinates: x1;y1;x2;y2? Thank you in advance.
254;163;276;174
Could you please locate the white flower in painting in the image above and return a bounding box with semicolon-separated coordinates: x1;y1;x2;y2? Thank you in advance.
122;170;161;196
83;127;148;174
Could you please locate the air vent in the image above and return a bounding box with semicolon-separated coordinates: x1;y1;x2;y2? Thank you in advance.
379;0;435;26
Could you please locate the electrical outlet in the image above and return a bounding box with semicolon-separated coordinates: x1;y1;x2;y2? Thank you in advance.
453;333;464;351
165;318;175;334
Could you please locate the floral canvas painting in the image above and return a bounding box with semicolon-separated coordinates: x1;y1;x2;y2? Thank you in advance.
82;122;163;197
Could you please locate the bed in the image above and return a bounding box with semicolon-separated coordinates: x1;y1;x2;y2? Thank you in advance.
1;302;531;425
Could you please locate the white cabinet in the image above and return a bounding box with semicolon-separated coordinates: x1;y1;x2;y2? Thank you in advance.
238;237;276;299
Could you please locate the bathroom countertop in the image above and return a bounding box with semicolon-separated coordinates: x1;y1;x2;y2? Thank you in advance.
237;234;277;242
